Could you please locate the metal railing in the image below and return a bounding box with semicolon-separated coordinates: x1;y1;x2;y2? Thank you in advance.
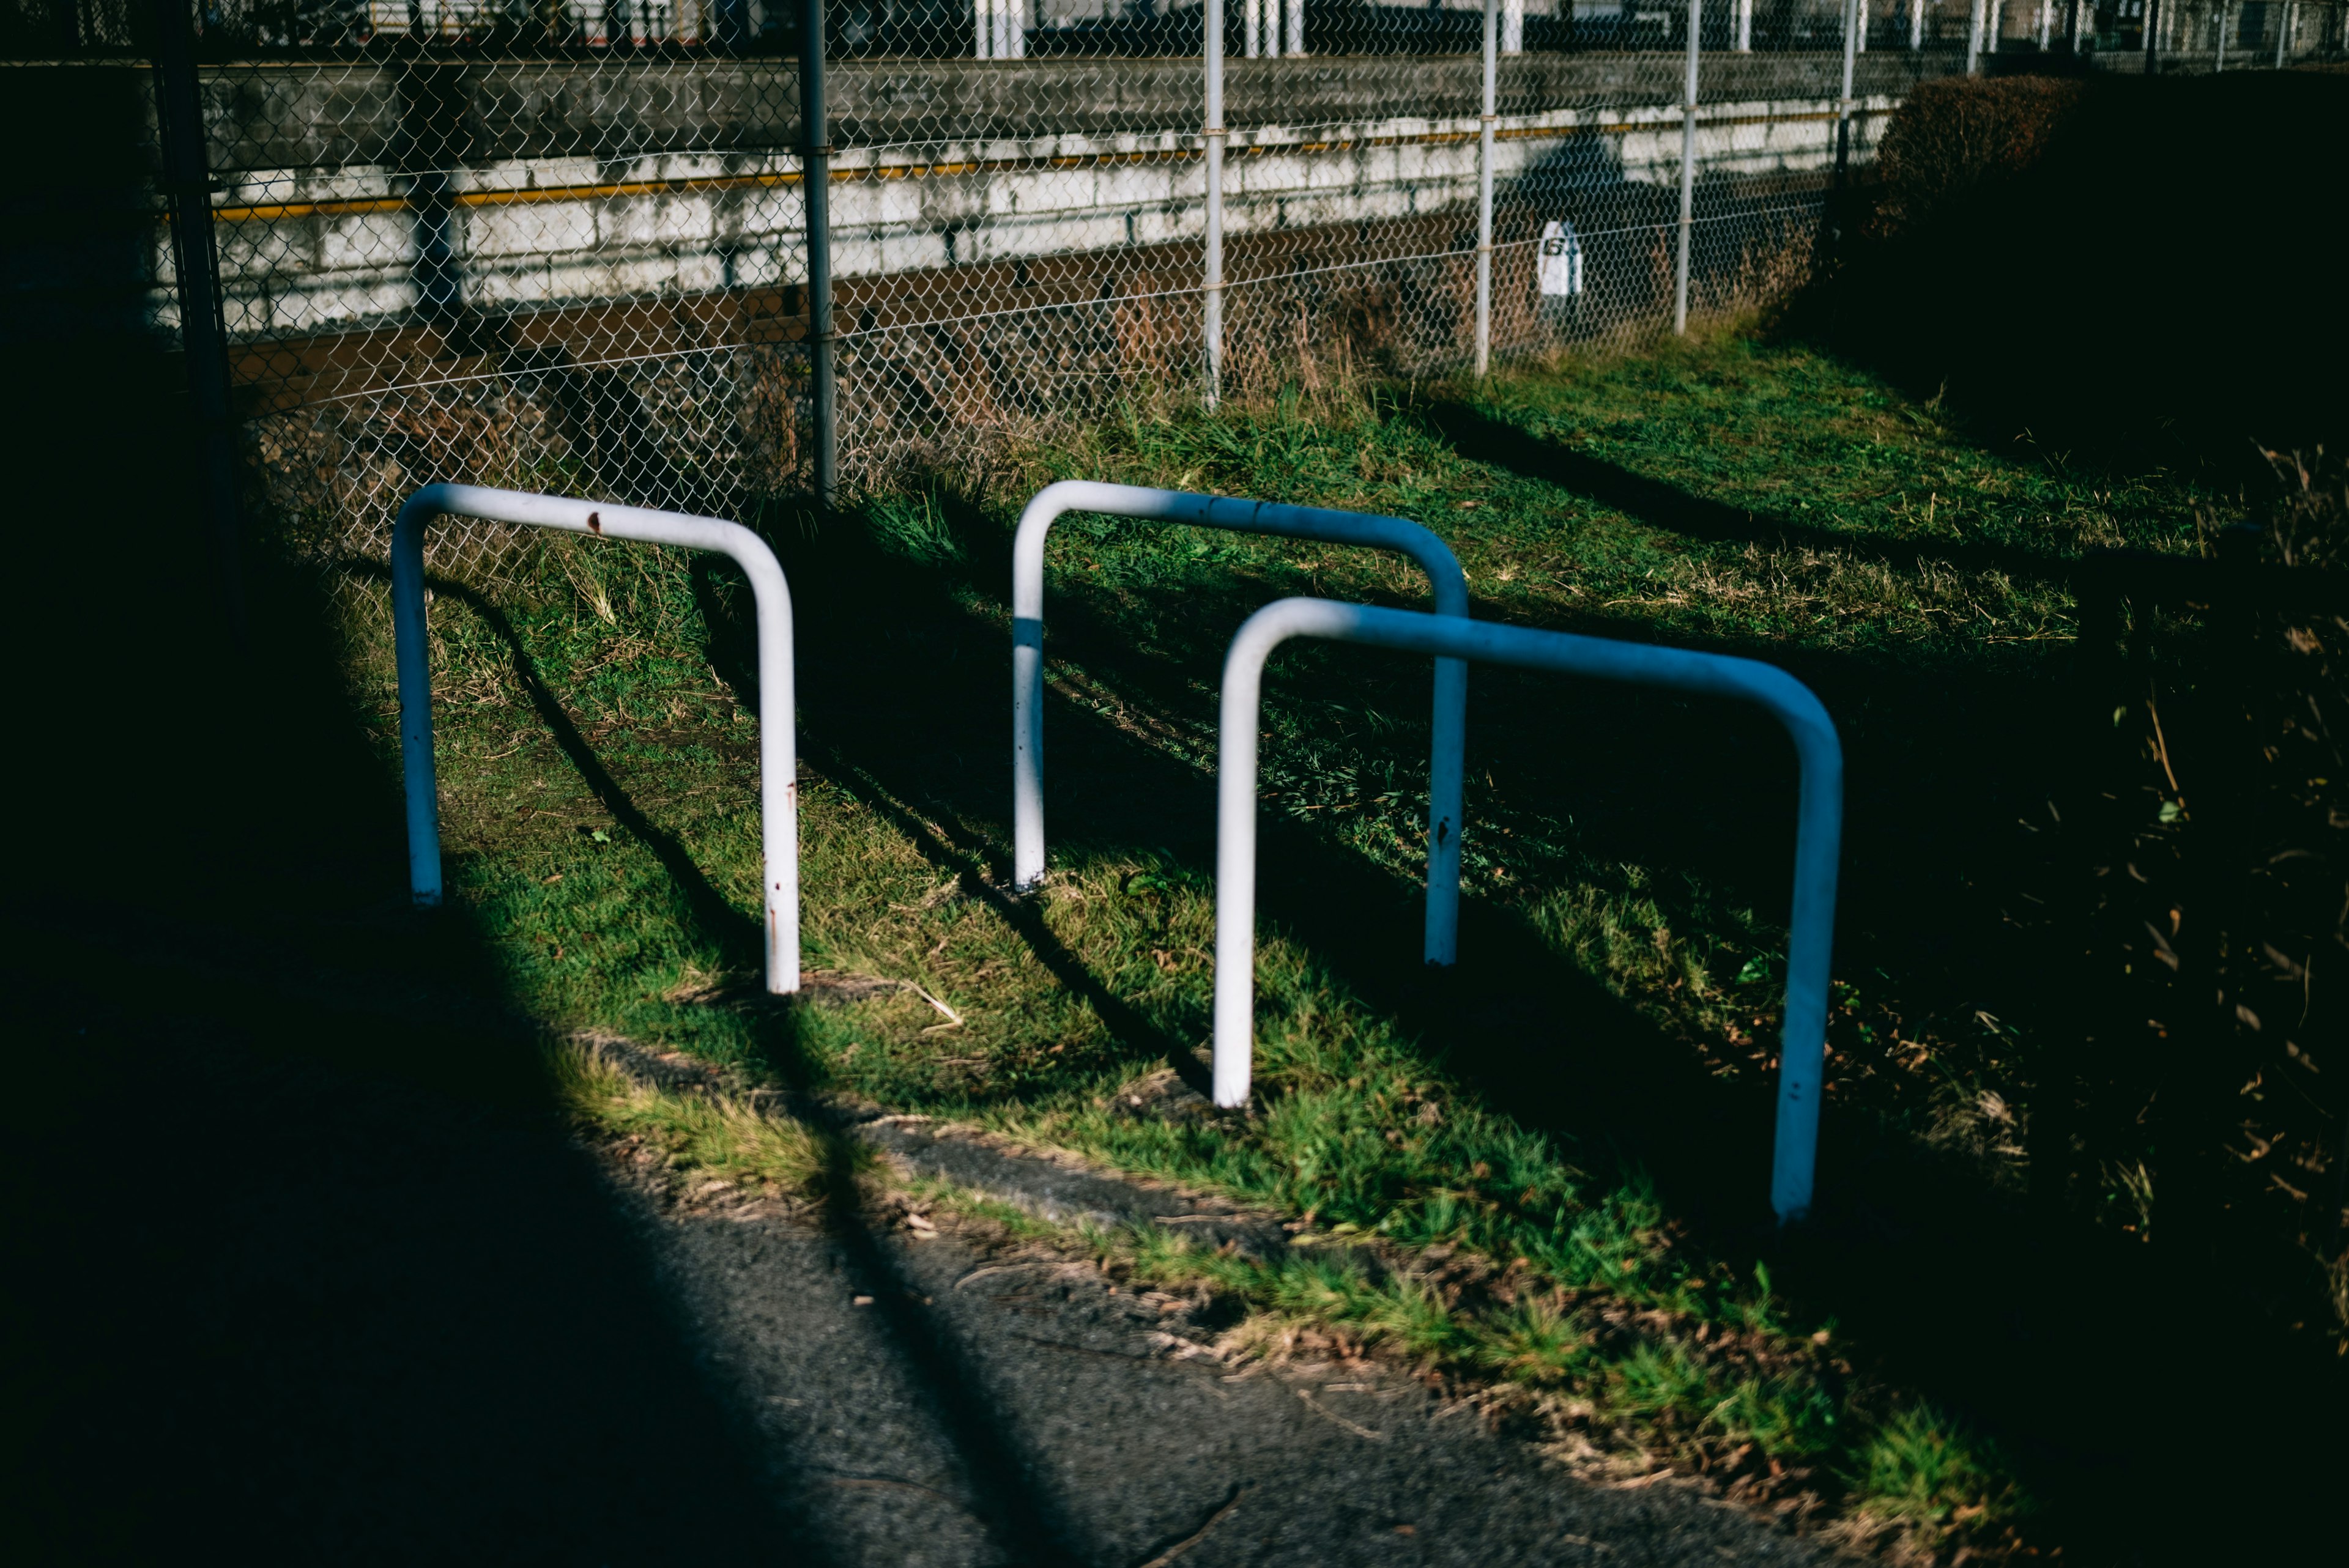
1010;480;1469;963
392;483;803;994
1209;597;1844;1225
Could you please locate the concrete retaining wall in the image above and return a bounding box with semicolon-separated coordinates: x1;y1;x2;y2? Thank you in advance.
179;50;1945;169
206;89;1899;344
2;50;1956;353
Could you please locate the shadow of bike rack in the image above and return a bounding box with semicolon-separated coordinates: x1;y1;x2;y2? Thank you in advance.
1212;597;1844;1226
391;483;801;994
1012;479;1471;965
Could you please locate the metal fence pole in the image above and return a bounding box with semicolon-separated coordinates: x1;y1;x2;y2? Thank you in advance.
800;0;836;508
2216;0;2230;67
978;0;1025;57
1969;0;1986;70
2144;0;2161;70
1203;1;1226;409
1672;0;1699;337
1738;0;1753;50
147;0;245;645
1836;0;1860;190
2277;0;2293;63
1475;0;1497;376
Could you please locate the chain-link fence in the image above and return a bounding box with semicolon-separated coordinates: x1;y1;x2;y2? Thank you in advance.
6;0;2343;594
826;1;1958;483
6;0;821;589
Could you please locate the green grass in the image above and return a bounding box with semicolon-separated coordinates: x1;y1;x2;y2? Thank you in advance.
1850;1403;2032;1536
550;1042;847;1201
336;325;2233;1555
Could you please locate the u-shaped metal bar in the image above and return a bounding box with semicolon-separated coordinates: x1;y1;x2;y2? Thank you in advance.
1012;479;1471;964
391;483;801;994
1212;598;1843;1226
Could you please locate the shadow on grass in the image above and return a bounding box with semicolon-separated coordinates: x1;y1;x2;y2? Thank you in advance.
354;560;769;983
804;744;1217;1102
752;506;1899;1229
1411;397;2089;583
749;465;2343;1558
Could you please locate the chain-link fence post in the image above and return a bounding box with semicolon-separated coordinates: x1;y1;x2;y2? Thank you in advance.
1477;0;1498;376
146;0;243;644
1674;0;1701;336
801;0;836;508
1838;0;1861;189
2145;0;2163;67
1203;1;1226;410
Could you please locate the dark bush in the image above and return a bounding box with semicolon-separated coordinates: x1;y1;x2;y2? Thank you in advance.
1812;70;2349;479
1867;75;2089;240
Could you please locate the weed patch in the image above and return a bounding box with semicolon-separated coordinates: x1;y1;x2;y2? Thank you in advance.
551;1041;847;1202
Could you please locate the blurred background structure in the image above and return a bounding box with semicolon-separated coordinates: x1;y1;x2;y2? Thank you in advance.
4;0;2340;587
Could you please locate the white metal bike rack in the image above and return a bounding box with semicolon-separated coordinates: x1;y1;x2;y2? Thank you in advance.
1012;480;1471;965
1211;598;1844;1226
392;483;802;994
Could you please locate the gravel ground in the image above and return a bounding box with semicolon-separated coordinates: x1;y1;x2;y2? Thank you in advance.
3;945;1832;1567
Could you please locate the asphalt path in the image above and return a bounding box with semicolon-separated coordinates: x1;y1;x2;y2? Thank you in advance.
2;956;1831;1566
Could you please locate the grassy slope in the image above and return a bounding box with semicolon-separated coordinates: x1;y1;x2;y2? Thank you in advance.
357;328;2215;1553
